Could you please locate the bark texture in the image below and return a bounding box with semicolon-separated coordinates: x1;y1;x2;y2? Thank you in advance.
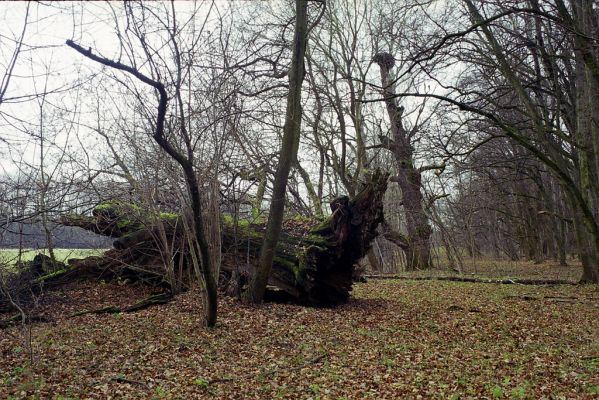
373;52;432;270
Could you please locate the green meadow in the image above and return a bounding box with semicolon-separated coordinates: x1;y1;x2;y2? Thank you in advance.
0;248;107;268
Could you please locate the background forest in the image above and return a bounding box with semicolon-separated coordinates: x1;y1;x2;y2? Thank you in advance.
0;0;598;398
1;0;598;282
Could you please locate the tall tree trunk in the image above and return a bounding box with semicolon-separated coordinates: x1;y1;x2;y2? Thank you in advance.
373;52;432;270
243;0;309;303
571;0;599;282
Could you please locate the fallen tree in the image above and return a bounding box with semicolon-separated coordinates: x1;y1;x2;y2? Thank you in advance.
364;275;577;285
0;254;71;314
50;170;389;306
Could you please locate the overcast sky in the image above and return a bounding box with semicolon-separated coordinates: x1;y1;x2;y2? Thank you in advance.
1;1;226;176
0;0;451;200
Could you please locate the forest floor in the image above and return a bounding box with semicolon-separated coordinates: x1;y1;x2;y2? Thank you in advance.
1;263;598;399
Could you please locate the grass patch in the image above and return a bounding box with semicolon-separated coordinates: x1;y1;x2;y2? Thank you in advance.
0;248;107;267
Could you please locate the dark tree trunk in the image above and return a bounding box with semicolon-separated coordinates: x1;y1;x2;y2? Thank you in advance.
373;52;432;270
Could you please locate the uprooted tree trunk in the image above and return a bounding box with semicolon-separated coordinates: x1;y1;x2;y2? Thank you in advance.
52;170;390;306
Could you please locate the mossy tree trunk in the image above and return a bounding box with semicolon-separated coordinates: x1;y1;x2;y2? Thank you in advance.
58;171;389;306
243;0;310;304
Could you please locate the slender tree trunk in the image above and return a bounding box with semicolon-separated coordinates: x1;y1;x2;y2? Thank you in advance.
551;181;568;266
38;92;56;263
556;196;568;266
243;0;309;303
557;219;568;266
66;39;219;326
295;160;323;217
251;168;267;220
184;182;217;324
374;52;432;270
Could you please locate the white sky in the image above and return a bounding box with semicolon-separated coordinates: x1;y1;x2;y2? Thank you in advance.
0;1;225;176
0;0;458;204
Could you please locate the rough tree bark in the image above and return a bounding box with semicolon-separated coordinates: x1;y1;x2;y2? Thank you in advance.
373;52;432;270
570;0;599;282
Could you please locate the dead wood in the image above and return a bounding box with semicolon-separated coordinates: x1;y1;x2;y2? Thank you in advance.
364;275;576;285
57;170;389;306
69;293;172;317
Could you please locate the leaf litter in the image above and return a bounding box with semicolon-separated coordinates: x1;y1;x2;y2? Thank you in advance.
1;279;597;399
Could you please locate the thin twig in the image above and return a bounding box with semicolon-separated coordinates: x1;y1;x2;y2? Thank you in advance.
110;375;149;388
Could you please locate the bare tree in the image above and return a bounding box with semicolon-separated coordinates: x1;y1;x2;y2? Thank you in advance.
66;1;225;325
368;0;599;282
